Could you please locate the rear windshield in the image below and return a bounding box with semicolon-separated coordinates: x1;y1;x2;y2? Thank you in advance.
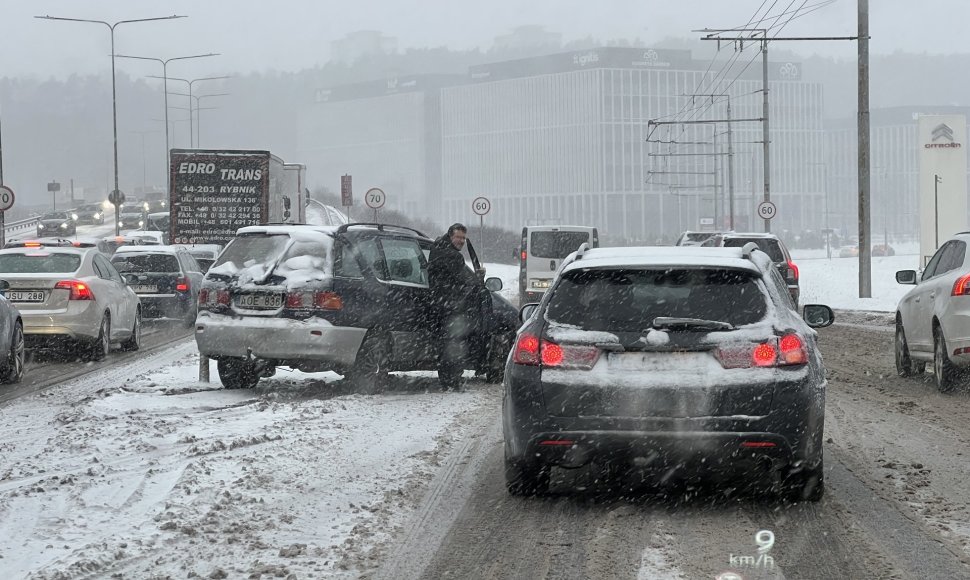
530;231;591;259
0;253;81;273
721;238;785;262
209;234;290;276
111;253;180;273
546;268;767;332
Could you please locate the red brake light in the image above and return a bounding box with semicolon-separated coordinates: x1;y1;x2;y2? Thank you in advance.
540;342;564;366
216;289;230;306
314;291;343;310
779;333;808;365
953;273;970;296
513;334;540;365
175;276;189;293
521;250;527;262
752;343;777;367
24;242;41;248
55;280;94;301
198;288;209;305
787;261;799;281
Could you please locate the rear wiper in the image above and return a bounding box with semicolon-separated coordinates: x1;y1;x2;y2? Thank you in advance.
651;317;735;331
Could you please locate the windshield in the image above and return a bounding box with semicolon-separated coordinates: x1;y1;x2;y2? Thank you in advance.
0;253;81;273
111;253;180;273
530;231;591;259
546;267;767;331
208;234;290;277
41;212;69;221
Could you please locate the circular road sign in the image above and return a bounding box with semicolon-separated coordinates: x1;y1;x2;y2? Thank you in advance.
365;188;386;209
108;189;126;206
472;196;491;216
0;185;15;211
757;200;778;221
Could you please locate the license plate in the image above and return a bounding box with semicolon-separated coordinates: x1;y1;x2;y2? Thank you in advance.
235;293;283;309
132;285;158;294
6;291;45;303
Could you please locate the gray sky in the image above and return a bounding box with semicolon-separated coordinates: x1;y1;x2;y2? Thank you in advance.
2;0;965;79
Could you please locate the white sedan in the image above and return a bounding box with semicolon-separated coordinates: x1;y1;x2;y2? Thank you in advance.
895;233;970;391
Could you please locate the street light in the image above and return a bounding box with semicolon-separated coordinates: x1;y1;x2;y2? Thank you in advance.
935;174;943;250
35;14;186;235
168;92;229;147
115;53;218;198
150;75;231;146
129;130;159;188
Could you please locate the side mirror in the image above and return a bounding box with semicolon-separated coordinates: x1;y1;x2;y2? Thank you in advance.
895;270;917;285
803;304;834;328
485;277;503;292
123;273;139;285
519;303;539;323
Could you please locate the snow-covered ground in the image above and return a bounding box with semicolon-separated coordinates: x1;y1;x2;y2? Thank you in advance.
0;243;920;579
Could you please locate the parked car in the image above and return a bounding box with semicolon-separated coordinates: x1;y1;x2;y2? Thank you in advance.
0;284;25;384
504;243;834;500
872;243;896;257
195;223;520;390
839;245;860;258
74;203;107;225
701;232;800;306
184;244;223;273
36;212;77;237
110;246;204;325
895;233;970;391
0;246;141;359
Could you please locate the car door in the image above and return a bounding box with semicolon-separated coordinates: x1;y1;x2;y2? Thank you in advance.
378;235;436;366
93;253;134;340
910;243;950;352
932;240;967;341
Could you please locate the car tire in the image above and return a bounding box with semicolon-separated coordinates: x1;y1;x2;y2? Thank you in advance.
934;327;959;393
895;321;925;377
86;315;110;362
120;310;141;352
782;456;824;502
505;450;550;496
217;357;260;390
345;332;390;394
1;322;25;384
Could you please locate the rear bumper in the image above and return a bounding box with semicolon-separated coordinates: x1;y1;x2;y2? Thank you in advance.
21;307;101;341
195;312;366;365
138;294;193;318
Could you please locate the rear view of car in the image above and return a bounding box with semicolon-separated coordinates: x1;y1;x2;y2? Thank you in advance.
110;247;203;324
504;245;832;501
706;232;799;306
519;226;598;303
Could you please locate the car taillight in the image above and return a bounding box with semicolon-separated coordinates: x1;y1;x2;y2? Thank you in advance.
953;273;970;296
787;261;799;282
716;333;807;368
55;280;94;301
512;334;599;369
286;292;307;309
314;291;343;310
199;287;230;309
198;289;209;305
285;291;343;311
521;250;527;262
175;276;189;293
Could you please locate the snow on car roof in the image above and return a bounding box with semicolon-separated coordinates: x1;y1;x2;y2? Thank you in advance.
236;224;339;236
114;245;182;255
562;246;762;273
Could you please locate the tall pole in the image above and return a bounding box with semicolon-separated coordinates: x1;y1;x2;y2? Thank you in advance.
110;27;120;234
163;62;170;191
761;37;771;233
713;128;720;228
727;98;736;230
935;174;941;249
858;0;872;297
1;103;5;249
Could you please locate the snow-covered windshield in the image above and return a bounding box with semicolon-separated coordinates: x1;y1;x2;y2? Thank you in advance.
546;268;767;331
208;234;289;278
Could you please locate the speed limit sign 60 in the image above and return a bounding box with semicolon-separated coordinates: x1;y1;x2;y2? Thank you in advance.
472;196;491;216
365;188;386;209
0;186;14;211
757;200;777;220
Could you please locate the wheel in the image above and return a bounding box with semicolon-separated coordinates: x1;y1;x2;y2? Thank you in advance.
934;327;959;393
217;357;259;389
344;332;390;394
895;321;925;377
1;322;25;384
120;310;141;352
86;315;110;362
782;458;824;502
505;452;550;496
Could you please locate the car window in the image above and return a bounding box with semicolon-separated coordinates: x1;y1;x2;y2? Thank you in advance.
766;265;795;310
721;237;786;262
380;237;428;286
546;267;768;331
92;255;109;280
0;252;81;273
922;243;950;281
111;253;180;273
938;241;966;275
355;237;385;279
530;231;591;259
335;241;363;278
95;254;124;284
179;253;202;274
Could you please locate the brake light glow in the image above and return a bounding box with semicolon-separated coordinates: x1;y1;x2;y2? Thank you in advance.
513;334;540;365
953;273;970;296
521;250;527;262
540;342;564;366
716;333;808;369
55;280;94;301
741;441;777;448
24;242;41;248
513;335;600;369
752;343;777;367
539;440;575;446
314;291;343;310
175;277;189;293
778;333;808;365
787;261;799;281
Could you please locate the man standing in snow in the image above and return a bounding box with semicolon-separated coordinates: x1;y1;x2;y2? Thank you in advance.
428;223;485;392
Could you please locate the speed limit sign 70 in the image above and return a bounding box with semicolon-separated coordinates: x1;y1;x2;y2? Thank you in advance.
472;196;491;216
365;188;386;209
0;186;14;211
757;200;777;221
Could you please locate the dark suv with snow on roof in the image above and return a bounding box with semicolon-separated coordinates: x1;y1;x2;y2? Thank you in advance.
503;243;833;501
195;223;520;390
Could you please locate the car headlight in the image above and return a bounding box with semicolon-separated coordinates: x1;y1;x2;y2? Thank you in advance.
71;213;78;221
60;223;68;229
118;221;124;227
138;220;144;227
38;224;45;229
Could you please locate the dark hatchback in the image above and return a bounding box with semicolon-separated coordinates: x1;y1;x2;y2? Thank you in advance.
703;232;800;306
110;247;204;324
503;245;833;501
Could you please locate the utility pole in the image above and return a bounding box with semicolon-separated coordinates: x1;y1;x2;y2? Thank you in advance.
858;0;872;297
727;99;735;229
761;38;771;233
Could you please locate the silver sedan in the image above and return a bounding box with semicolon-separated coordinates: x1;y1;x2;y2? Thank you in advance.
0;247;142;360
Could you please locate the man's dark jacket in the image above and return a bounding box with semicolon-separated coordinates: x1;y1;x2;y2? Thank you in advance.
428;235;481;316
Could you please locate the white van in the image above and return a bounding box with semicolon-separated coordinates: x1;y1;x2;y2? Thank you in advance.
519;225;599;303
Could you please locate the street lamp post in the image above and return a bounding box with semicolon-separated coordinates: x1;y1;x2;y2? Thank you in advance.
115;53;218;200
152;76;231;147
35;14;186;235
935;174;942;250
168;92;229;147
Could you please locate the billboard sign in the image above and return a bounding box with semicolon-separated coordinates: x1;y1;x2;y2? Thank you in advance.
918;114;967;264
